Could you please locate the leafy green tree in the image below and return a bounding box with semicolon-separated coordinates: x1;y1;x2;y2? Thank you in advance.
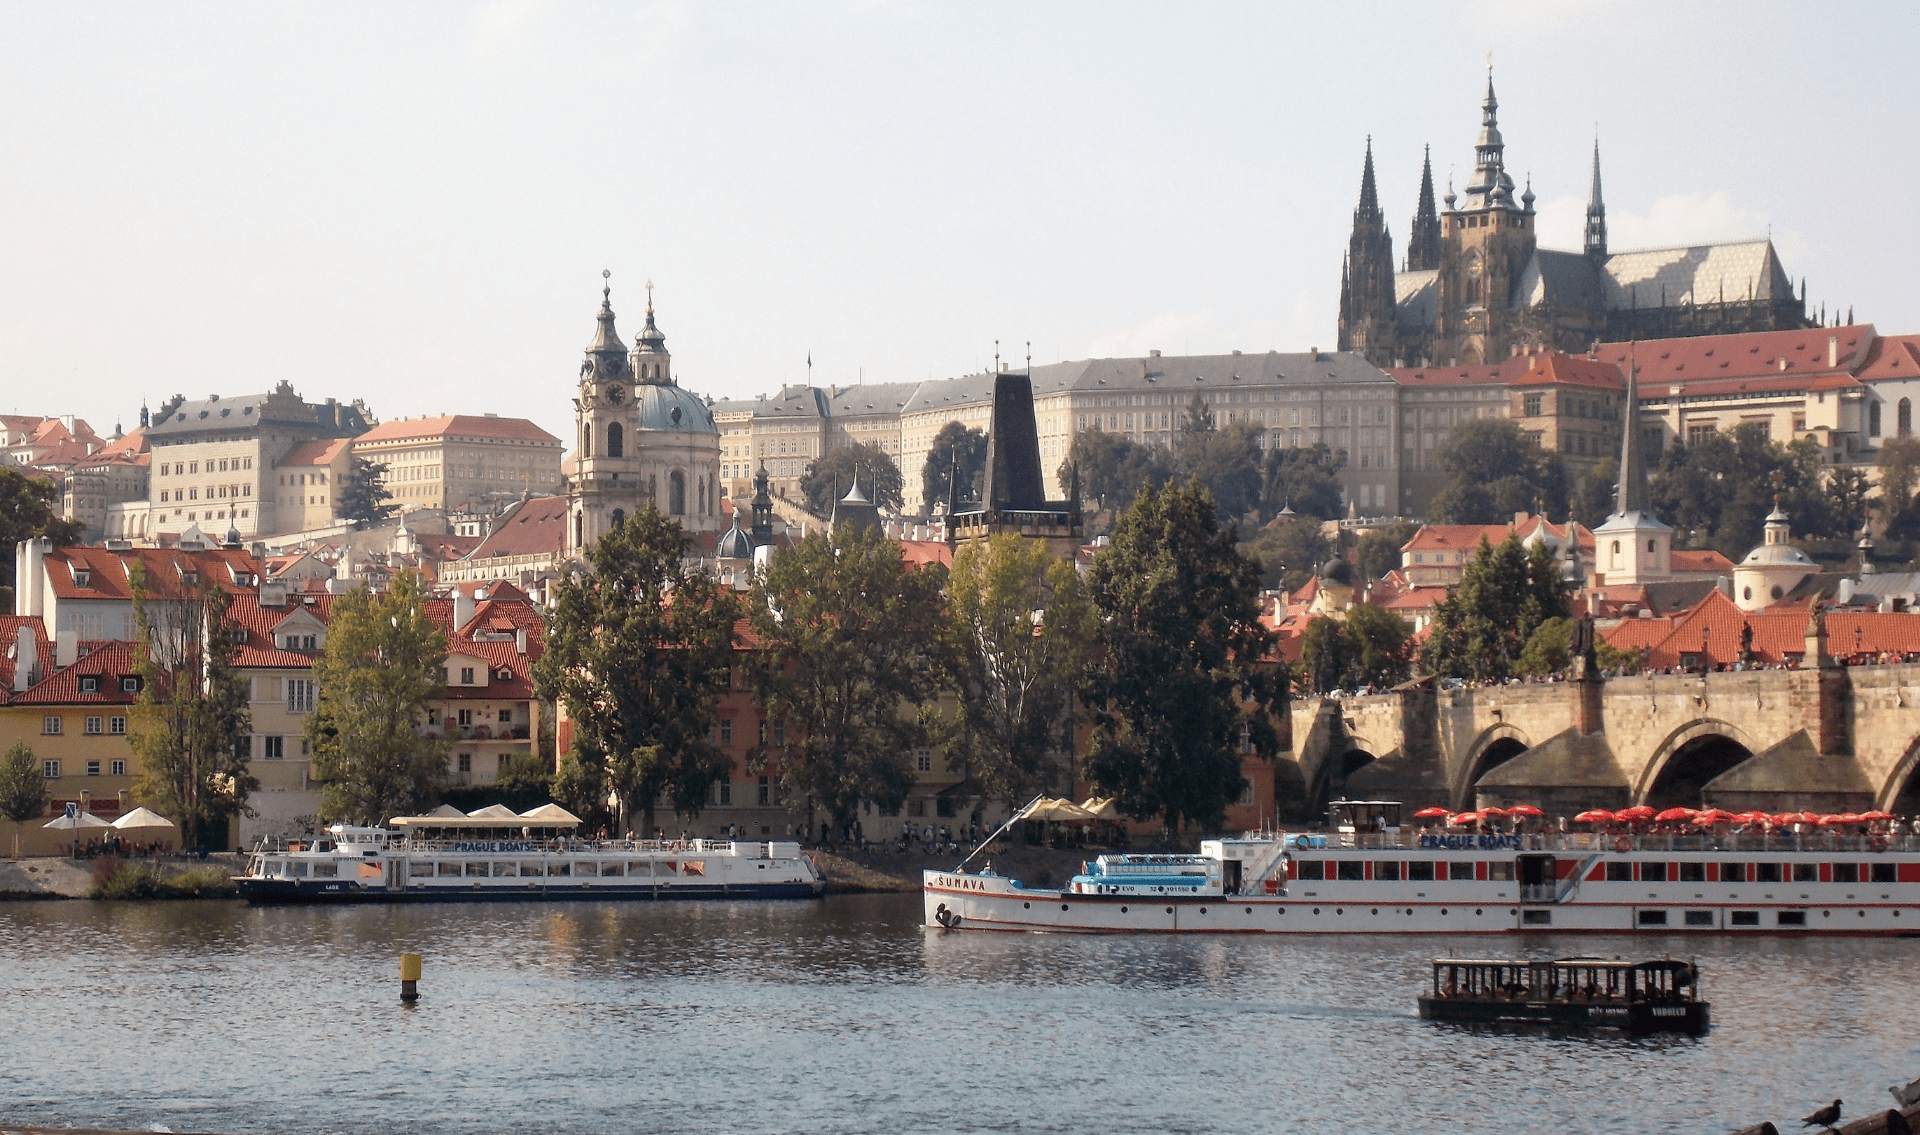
128;566;255;848
1354;519;1418;581
1575;456;1619;528
748;524;948;835
1419;534;1568;682
801;442;902;517
1260;442;1345;521
1084;481;1289;836
943;534;1098;807
0;467;82;608
922;421;989;512
1651;425;1855;555
335;456;397;527
1240;514;1331;591
0;740;51;823
1878;437;1920;539
1429;419;1568;525
1300;617;1353;695
304;571;449;825
1517;616;1575;677
1172;396;1264;520
535;508;742;835
1059;429;1174;514
1301;607;1411;694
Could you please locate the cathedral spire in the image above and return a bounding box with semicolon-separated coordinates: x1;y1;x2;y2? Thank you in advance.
1614;344;1647;515
1462;67;1516;209
1356;136;1382;223
1584;135;1609;261
1406;144;1441;271
1336;140;1398;367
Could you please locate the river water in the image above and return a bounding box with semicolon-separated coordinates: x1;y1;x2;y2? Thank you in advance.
2;893;1916;1135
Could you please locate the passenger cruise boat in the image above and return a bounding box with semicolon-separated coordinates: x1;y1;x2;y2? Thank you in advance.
924;799;1920;935
236;804;824;904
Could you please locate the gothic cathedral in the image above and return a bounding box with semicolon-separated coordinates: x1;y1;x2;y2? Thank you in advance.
567;276;724;557
1338;73;1812;369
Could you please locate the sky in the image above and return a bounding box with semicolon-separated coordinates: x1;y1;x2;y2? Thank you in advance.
1;1;1913;450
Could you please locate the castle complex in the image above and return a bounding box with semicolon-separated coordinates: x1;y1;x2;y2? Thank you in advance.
1339;73;1812;369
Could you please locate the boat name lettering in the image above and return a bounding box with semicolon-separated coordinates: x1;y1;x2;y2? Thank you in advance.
1417;834;1522;850
440;841;535;853
934;875;989;891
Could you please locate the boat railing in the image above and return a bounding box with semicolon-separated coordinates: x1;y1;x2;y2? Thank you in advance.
1314;829;1917;854
395;837;744;854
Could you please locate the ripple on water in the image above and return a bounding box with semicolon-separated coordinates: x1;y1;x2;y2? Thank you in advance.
1;895;1917;1134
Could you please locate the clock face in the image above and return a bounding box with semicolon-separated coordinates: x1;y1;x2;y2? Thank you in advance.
606;384;624;406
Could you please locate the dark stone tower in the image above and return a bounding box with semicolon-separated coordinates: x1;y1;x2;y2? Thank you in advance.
1584;138;1608;262
1406;145;1442;272
1434;70;1537;366
750;461;773;546
1336;138;1400;367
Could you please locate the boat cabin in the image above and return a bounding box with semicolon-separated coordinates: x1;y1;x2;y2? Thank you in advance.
1331;800;1402;847
1419;956;1707;1035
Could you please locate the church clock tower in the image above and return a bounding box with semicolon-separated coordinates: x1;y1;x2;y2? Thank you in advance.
568;272;646;557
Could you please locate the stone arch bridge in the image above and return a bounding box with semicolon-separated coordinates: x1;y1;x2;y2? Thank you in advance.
1286;661;1920;821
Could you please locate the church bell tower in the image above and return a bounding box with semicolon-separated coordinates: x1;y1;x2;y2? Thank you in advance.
568;272;646;557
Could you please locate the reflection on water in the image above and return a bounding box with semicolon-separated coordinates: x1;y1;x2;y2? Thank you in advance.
1;894;1916;1134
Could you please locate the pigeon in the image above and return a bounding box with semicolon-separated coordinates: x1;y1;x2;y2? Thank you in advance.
1894;1077;1920;1110
1801;1099;1841;1129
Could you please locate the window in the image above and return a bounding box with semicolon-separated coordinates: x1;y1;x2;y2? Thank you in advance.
1487;861;1515;882
86;760;100;776
1679;861;1705;883
1722;863;1746;883
1778;910;1807;926
79;676;99;693
1730;910;1760;926
1523;393;1541;417
109;716;126;735
42;759;60;778
1641;861;1668;882
719;781;731;805
1294;859;1325;881
84;716;102;735
1407;861;1434;881
720;719;733;745
1336;860;1365;881
1684;910;1715;926
1606;861;1633;881
110;759;125;776
457;753;472;773
1870;400;1882;437
460;667;475;685
42;716;61;735
1448;861;1475;881
916;751;932;773
758;776;770;806
1832;863;1858;884
1792;863;1818;883
458;709;473;727
1872;862;1897;884
287;679;316;714
122;676;139;693
1637;910;1668;926
1756;862;1782;883
262;735;284;760
1902;398;1913;438
1374;861;1400;881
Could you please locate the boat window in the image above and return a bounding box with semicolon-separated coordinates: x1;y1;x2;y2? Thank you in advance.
1792;863;1818;883
1408;861;1434;881
520;862;543;876
549;862;571;876
1336;860;1365;881
682;861;706;876
1374;861;1400;881
1684;911;1714;926
1637;909;1668;926
1448;861;1474;881
1756;862;1782;883
410;861;435;877
629;861;653;877
465;862;488;878
492;862;516;877
1872;863;1897;884
286;861;308;877
1778;910;1807;926
312;862;339;878
1606;861;1632;881
1487;861;1514;882
437;862;462;877
1723;863;1746;882
1295;860;1324;881
576;861;599;877
1679;862;1705;883
1832;863;1858;884
1730;910;1760;926
1521;909;1551;926
1642;862;1668;882
601;862;625;877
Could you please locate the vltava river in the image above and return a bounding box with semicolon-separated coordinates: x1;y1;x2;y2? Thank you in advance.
2;893;1916;1134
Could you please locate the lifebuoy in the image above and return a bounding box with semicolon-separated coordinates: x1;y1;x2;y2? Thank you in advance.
1295;835;1312;850
1614;835;1633;854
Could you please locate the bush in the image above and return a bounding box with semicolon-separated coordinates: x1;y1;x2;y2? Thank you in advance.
89;860;238;900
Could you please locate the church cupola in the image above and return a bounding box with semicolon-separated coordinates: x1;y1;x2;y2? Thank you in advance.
632;281;671;386
1461;70;1517;211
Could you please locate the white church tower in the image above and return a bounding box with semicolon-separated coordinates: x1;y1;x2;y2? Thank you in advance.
1592;348;1672;587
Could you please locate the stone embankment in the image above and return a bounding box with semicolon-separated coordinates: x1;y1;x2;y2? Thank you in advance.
0;855;245;899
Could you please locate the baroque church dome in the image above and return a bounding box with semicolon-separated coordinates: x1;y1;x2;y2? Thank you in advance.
634;383;717;435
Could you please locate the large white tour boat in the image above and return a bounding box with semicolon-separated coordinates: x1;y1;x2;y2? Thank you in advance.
236;804;824;903
924;799;1920;935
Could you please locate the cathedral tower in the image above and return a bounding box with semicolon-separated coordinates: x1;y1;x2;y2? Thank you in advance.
1434;70;1537;365
1336;138;1400;367
1583;138;1608;261
1406;145;1442;272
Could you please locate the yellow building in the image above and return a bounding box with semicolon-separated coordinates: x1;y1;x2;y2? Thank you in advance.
352;414;564;514
0;627;144;856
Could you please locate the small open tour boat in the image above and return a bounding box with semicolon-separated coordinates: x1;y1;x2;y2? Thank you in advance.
1417;956;1709;1035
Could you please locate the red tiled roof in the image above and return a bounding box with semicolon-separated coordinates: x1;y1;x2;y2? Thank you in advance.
1591;326;1872;386
1388;355;1530;387
1669;549;1735;574
39;547;263;602
899;540;952;569
1855;334;1920;382
355;415;561;446
10;641;141;705
1383;585;1448;610
1402;517;1594;557
1510;353;1623;390
228;592;336;668
465;496;568;560
279;438;352;466
0;616;52;697
1601;588;1920;670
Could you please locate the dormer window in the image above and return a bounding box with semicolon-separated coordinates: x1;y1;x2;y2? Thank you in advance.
79;676;100;693
121;676;139;693
73;568;91;587
460;666;475;684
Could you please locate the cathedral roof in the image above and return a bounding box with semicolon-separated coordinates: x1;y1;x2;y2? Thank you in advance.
1393;270;1439;331
1598;239;1792;311
1512;249;1604;310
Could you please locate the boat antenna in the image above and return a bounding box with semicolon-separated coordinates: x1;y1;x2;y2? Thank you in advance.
953;792;1048;873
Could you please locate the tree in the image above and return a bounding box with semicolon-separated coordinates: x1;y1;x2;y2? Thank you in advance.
1084;481;1289;836
748;524;948;835
801;442;902;517
1650;425;1854;556
1260;442;1345;521
128;566;255;849
1354;519;1418;582
1300;617;1353;695
1575;456;1619;529
1878;437;1920;539
1059;429;1173;514
1428;419;1568;525
1172;397;1263;521
1300;607;1411;694
0;740;50;823
335;456;397;527
535;507;742;835
1419;534;1568;682
942;534;1098;808
922;422;988;512
1240;514;1331;591
0;467;82;608
304;571;449;825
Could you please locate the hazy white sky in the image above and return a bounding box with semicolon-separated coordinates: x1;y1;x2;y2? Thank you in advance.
1;1;1912;449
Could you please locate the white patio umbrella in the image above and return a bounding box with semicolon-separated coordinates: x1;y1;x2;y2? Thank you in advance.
43;811;112;831
111;807;177;833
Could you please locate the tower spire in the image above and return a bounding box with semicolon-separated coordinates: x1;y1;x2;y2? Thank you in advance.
1356;136;1382;222
1584;133;1608;261
1337;139;1398;367
1614;343;1646;515
1407;144;1441;271
1462;65;1515;209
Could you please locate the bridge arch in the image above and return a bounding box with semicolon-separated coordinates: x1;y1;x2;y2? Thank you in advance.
1876;734;1920;813
1311;747;1383;817
1453;724;1532;811
1635;719;1759;808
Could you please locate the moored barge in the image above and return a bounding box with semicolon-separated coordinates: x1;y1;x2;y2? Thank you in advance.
1417;956;1709;1035
236;804;824;903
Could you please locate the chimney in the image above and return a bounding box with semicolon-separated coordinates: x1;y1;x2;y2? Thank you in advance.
1828;336;1839;369
515;626;527;656
55;630;77;668
13;625;33;691
453;591;475;633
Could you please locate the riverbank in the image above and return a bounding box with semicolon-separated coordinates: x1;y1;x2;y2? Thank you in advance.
813;842;1113;892
0;855;245;900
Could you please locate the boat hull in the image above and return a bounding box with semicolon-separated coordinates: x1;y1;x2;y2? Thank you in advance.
1417;995;1709;1035
237;877;826;904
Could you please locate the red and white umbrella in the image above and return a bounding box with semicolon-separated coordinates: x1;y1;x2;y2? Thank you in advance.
1573;809;1616;824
